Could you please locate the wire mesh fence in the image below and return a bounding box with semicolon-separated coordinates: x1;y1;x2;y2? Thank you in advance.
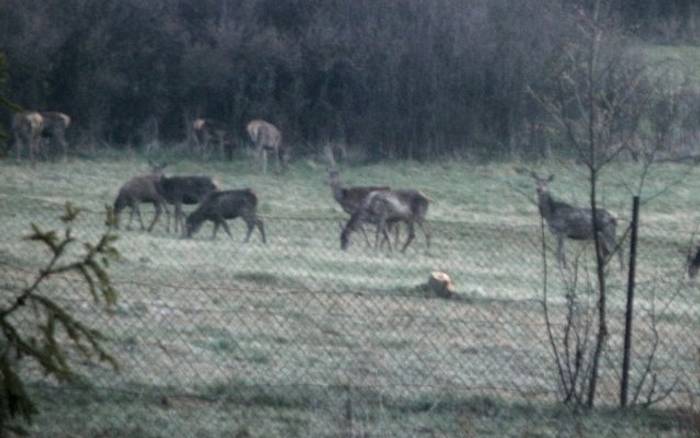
1;196;699;436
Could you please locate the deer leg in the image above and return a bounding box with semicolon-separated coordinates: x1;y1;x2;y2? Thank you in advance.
602;231;624;271
212;221;220;239
61;135;67;161
381;226;392;252
556;236;566;268
135;205;146;231
29;138;35;166
417;220;431;250
401;221;416;253
243;217;256;243
259;147;268;174
126;205;137;230
255;217;267;244
360;224;372;247
165;204;171;233
374;219;382;250
174;202;184;234
375;217;392;252
220;218;233;239
147;202;162;232
378;222;392;250
275;147;281;174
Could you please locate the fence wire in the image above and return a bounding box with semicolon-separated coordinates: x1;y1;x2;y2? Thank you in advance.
0;199;699;437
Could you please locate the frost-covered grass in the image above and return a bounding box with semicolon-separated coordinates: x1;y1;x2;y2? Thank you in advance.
1;154;698;436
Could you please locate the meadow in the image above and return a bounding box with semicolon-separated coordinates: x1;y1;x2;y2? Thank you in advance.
1;153;699;436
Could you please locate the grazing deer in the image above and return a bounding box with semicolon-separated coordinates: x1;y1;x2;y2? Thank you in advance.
12;111;71;163
184;189;266;243
327;167;400;247
341;189;431;253
325;145;398;246
156;175;219;233
528;171;623;269
113;161;170;231
192;118;231;159
246;119;288;174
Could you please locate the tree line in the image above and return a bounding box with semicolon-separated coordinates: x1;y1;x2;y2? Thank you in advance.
1;0;698;160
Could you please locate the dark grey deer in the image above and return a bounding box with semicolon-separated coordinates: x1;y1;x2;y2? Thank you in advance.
529;171;623;270
184;189;266;243
113;161;170;231
341;189;431;253
156;175;219;233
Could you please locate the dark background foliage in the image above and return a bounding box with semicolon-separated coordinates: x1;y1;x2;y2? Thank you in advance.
1;0;697;159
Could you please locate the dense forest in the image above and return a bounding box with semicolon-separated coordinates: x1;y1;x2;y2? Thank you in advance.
1;0;699;159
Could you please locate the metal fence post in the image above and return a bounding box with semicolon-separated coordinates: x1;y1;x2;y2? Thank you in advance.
620;195;640;407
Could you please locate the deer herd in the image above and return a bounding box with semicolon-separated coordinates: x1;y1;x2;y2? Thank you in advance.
9;110;700;274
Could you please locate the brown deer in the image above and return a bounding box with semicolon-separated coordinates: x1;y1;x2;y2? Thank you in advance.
184;189;266;243
12;111;71;163
113;161;170;231
246;119;288;174
324;144;399;246
341;189;431;253
192;118;231;159
528;171;623;270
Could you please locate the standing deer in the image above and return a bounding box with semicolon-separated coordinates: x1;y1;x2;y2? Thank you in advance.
246;119;288;174
12;111;71;163
528;171;623;270
156;175;219;233
39;111;71;159
341;189;431;253
113;161;170;231
192;118;231;159
327;167;389;244
12;111;43;163
184;189;266;243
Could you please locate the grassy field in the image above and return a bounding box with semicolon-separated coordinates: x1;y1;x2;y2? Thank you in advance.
1;154;699;436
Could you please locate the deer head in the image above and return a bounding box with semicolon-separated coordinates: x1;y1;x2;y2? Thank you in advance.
148;159;167;174
529;171;555;196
